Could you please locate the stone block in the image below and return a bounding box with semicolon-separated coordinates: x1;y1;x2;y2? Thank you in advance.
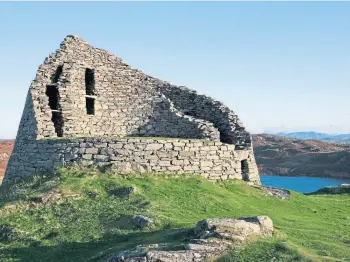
85;148;99;154
82;154;92;160
145;143;163;150
159;160;171;167
179;151;195;157
167;166;182;171
200;161;213;167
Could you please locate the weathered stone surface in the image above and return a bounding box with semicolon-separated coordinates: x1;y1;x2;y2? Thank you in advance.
194;216;273;241
4;35;260;184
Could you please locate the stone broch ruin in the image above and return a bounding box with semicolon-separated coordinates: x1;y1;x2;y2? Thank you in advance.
4;35;260;184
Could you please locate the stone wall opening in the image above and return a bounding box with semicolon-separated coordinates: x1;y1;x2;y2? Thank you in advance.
51;112;64;137
85;68;95;115
241;159;249;181
46;86;59;110
45;85;63;137
51;65;63;83
86;97;95;115
85;68;95;95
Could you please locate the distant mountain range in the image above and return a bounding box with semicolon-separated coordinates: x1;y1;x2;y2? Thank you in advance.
274;131;350;144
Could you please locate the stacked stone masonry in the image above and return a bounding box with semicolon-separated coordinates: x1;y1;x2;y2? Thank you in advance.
4;35;260;184
5;138;259;182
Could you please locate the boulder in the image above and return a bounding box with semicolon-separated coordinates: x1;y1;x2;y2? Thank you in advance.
194;216;273;241
115;215;154;230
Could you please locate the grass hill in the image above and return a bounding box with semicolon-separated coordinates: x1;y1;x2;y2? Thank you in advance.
0;168;349;261
253;134;350;178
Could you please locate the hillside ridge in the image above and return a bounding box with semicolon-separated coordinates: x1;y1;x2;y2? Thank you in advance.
253;134;350;178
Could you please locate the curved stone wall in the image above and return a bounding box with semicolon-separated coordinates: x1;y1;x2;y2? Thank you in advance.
4;138;260;184
156;85;252;148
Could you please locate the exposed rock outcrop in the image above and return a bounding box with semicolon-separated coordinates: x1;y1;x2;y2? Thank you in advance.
107;216;273;262
306;184;350;195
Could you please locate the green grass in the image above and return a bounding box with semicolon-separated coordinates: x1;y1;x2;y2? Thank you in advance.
0;168;349;262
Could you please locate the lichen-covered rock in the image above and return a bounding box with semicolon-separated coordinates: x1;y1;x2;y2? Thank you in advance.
194;216;273;241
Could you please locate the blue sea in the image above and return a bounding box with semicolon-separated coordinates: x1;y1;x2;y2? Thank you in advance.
260;175;350;193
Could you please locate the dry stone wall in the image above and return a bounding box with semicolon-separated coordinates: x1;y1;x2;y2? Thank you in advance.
4;35;260;184
4;138;260;184
157;85;252;148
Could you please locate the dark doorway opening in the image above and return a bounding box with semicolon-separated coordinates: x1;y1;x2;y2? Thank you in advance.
241;160;249;181
85;68;95;115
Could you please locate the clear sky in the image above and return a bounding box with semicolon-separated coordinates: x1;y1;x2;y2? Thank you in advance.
1;2;350;139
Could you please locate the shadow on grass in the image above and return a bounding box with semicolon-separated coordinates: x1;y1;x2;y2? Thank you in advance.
0;172;61;208
0;227;193;262
216;240;313;262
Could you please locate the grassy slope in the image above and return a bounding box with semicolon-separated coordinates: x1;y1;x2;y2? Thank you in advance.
0;169;349;262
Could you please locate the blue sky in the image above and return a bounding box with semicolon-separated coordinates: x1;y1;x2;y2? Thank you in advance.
1;2;350;139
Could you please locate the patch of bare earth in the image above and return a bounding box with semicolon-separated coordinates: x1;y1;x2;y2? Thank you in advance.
0;140;14;183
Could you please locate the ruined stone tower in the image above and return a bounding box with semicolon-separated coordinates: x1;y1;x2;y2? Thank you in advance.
4;35;260;184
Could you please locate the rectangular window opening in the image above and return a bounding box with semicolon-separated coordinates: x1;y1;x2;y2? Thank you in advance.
86;97;95;115
85;68;95;95
241;160;249;181
85;68;96;115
